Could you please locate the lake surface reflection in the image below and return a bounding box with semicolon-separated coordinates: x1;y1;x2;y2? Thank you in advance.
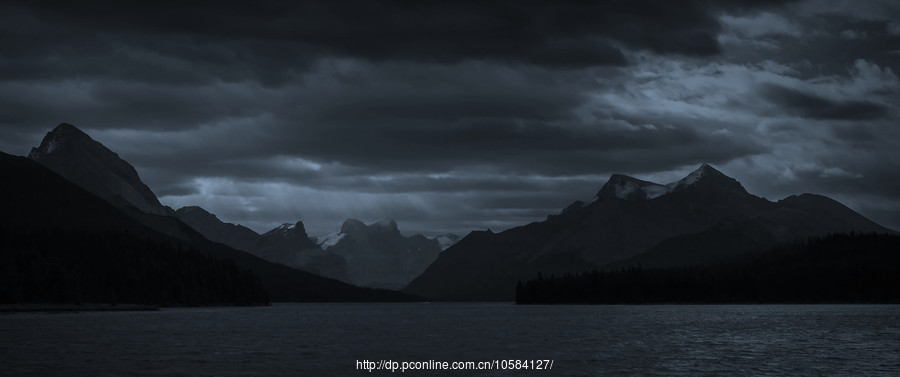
2;303;899;376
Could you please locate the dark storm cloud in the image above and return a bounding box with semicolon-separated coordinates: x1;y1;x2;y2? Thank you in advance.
311;86;580;123
829;124;875;143
0;0;800;134
761;83;890;120
717;4;900;79
0;79;276;134
118;112;764;201
762;162;900;201
0;0;791;83
272;111;764;175
0;0;780;136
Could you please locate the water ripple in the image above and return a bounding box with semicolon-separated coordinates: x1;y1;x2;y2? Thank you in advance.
1;304;898;376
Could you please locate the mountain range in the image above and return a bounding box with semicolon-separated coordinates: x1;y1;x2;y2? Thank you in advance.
23;123;452;294
174;207;349;281
11;122;896;304
174;207;457;289
13;123;416;303
404;164;894;301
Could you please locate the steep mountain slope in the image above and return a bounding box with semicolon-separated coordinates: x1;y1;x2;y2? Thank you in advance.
1;151;157;234
28;123;173;216
175;206;259;252
610;193;900;270
317;219;443;289
405;164;893;301
604;217;779;270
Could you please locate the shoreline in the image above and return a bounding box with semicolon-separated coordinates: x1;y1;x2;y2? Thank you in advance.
0;303;159;313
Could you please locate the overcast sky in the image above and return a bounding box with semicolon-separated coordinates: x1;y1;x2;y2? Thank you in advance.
1;0;898;236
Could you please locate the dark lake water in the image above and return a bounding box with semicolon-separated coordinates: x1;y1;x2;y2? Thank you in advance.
2;303;899;376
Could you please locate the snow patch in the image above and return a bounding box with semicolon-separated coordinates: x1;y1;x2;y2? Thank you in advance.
46;139;58;154
614;181;668;200
317;231;346;249
678;165;708;187
276;223;295;235
435;235;460;250
641;184;668;199
614;181;639;199
610;164;714;200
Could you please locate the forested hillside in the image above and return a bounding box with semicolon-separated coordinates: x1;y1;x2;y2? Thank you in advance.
0;227;269;306
517;233;900;304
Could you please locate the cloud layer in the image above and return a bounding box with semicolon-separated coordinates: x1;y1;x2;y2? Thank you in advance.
1;0;898;235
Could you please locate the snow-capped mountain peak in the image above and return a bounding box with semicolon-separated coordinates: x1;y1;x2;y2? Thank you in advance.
597;174;667;200
598;164;733;201
262;221;312;240
671;163;716;190
277;222;296;231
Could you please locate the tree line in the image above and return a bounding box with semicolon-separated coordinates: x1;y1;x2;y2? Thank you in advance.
0;227;269;306
517;232;900;304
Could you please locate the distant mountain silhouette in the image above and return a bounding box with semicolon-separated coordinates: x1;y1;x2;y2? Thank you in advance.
405;164;894;301
177;210;459;289
316;219;443;289
175;207;348;281
29;123;173;216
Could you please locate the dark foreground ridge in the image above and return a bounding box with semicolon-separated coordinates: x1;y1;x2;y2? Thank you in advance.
0;227;270;306
0;150;419;305
517;232;900;304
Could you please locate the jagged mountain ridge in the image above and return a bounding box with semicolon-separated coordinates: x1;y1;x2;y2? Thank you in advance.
404;164;894;301
256;221;348;281
174;207;349;281
315;219;444;290
28;123;173;216
596;163;748;201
